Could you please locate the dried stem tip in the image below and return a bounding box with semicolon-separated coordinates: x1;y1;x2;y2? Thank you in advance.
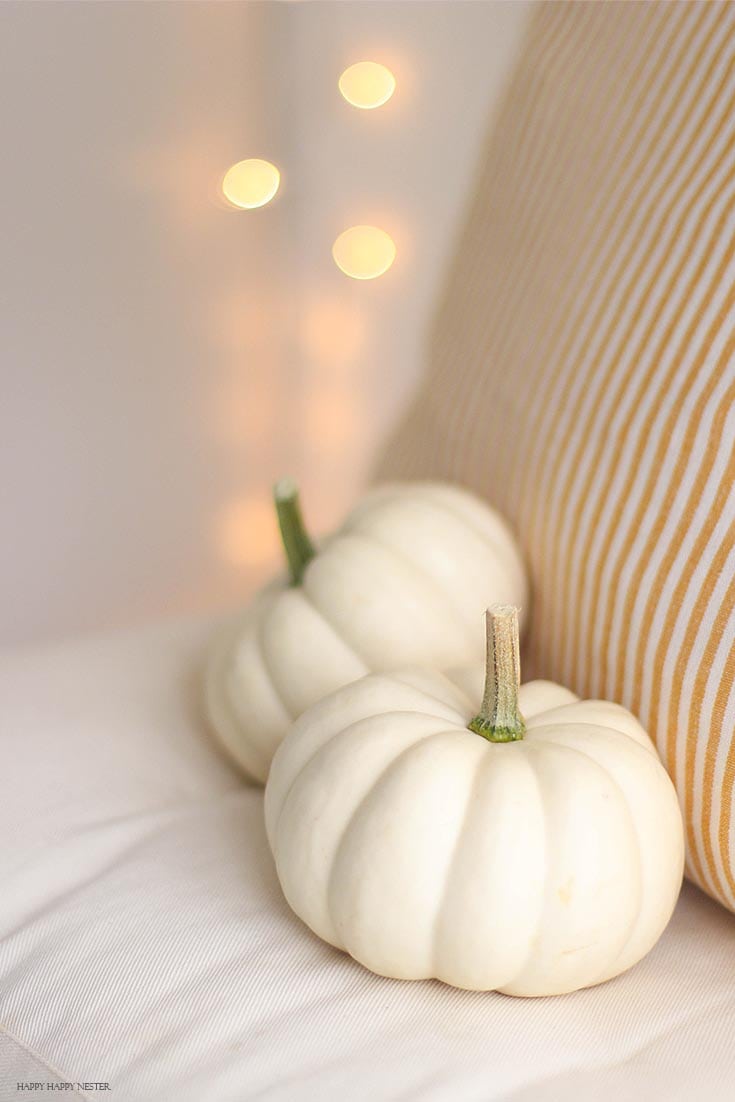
468;605;525;742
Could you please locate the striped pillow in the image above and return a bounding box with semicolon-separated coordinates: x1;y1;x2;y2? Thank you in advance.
379;2;735;911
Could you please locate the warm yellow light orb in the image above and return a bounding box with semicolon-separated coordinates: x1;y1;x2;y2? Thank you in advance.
222;159;280;209
332;225;396;280
216;497;279;567
338;61;396;109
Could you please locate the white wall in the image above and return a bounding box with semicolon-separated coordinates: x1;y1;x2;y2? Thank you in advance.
0;1;530;647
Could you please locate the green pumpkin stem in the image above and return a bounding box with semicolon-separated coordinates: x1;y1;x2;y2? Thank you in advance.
274;478;315;586
468;605;526;742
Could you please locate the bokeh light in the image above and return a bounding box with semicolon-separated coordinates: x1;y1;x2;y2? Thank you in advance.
215;497;279;567
305;392;360;451
301;297;366;367
332;225;396;280
338;62;396;109
222;159;280;209
209;374;276;447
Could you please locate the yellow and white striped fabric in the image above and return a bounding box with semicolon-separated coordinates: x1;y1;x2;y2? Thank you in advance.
380;2;735;911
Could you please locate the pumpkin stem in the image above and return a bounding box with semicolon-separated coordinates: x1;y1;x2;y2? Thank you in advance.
468;605;525;742
274;478;315;586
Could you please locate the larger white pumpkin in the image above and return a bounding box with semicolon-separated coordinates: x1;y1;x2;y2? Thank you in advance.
265;608;684;997
207;481;527;783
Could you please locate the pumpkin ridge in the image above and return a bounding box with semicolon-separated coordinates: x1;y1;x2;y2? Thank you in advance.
204;621;272;782
342;483;461;527
549;739;650;985
255;600;298;724
259;587;370;719
420;493;529;624
273;709;464;839
520;741;643;991
561;743;646;987
305;590;374;671
218;597;292;772
337;483;413;525
430;745;490;984
345;529;476;649
498;746;548;993
525;721;658;757
323;733;455;955
347;484;517;578
309;531;471;663
362;484;509;555
299;559;383;669
592;795;645;986
524;698;653;741
389;670;473;724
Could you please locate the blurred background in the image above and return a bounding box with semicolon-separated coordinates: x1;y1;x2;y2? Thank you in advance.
0;0;529;647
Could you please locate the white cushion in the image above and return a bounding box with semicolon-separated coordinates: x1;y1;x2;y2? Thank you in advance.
2;619;735;1100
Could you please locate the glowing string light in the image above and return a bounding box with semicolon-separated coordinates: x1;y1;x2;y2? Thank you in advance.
216;498;279;567
332;225;396;280
338;61;396;109
222;159;280;209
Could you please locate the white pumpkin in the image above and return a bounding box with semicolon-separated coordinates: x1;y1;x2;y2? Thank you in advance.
265;607;684;997
207;480;527;783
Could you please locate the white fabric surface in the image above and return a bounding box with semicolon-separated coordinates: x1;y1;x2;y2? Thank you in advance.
2;618;735;1101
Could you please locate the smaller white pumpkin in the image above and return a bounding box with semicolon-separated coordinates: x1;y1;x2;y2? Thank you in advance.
207;480;527;784
265;606;684;997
